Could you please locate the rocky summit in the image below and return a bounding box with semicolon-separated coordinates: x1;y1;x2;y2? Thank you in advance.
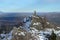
0;11;60;40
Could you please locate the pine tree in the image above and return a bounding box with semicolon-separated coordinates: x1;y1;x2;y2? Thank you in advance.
41;17;47;29
50;31;56;40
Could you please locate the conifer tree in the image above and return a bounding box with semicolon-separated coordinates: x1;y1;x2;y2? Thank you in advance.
50;31;56;40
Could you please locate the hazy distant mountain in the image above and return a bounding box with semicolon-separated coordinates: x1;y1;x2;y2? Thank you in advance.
0;12;33;17
0;12;60;25
40;12;60;25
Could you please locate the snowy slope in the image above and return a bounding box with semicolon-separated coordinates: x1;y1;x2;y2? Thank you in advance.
0;16;60;40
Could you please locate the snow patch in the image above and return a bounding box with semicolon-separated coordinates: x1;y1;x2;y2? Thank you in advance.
33;22;41;25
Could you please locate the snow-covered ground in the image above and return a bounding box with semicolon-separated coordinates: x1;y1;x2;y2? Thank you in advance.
0;31;12;40
0;16;60;40
1;28;60;40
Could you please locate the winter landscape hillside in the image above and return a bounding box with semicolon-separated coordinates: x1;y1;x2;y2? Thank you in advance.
0;11;60;40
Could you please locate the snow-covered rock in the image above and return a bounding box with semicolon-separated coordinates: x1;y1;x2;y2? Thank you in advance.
33;22;41;25
32;15;39;18
46;22;50;25
18;32;25;36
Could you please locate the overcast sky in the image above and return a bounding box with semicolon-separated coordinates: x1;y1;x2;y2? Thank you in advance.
0;0;60;12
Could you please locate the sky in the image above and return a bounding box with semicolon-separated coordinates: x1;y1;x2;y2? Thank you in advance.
0;0;60;12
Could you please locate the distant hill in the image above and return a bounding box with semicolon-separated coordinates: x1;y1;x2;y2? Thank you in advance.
0;12;60;25
39;12;60;26
0;12;33;17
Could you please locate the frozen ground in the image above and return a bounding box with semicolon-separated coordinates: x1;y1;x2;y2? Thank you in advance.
0;16;60;40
